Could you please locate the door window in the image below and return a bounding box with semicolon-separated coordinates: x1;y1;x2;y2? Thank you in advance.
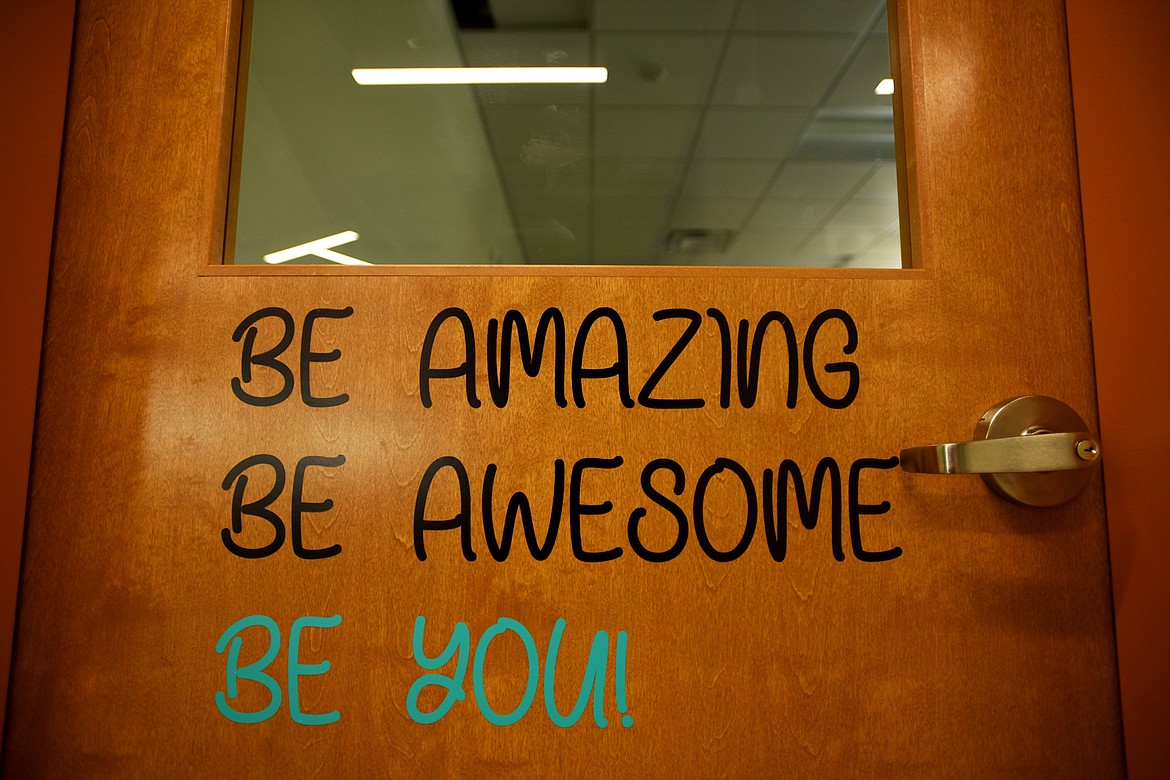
228;0;904;267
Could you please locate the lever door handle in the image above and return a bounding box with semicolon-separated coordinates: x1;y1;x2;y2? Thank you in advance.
899;396;1102;506
900;431;1100;474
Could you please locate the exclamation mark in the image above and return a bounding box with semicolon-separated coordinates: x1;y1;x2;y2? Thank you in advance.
615;630;633;728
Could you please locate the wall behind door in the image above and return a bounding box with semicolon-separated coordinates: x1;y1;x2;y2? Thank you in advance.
2;1;1167;775
1067;1;1170;777
0;0;76;748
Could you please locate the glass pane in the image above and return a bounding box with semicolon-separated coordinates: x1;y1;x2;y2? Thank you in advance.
229;0;902;267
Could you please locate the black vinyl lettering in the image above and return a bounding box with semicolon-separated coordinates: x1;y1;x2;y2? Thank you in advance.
290;454;345;559
693;459;757;562
637;309;704;409
569;456;624;562
232;307;295;407
762;467;777;559
705;308;734;409
420;308;481;409
487;308;568;408
482;460;565;561
738;312;799;409
770;458;844;562
300;307;353;408
628;459;689;562
849;456;902;562
414;456;476;561
221;454;287;558
803;309;860;410
571;308;635;409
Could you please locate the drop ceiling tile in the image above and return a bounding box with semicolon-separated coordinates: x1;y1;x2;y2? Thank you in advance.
594;34;724;105
481;104;588;160
481;104;589;201
750;198;838;230
518;214;590;263
459;30;591;66
693;107;810;158
488;0;589;28
663;248;737;266
824;199;899;230
767;160;871;199
711;34;855;106
495;156;590;203
800;225;886;258
735;0;883;34
852;163;899;200
509;193;589;224
594;158;687;198
470;82;595;106
681;160;777;199
847;251;903;269
594;196;673;228
824;37;896;109
460;30;593;104
846;227;904;267
593;229;666;264
724;228;812;262
733;250;839;268
595;107;701;158
509;197;589;263
869;227;903;252
594;0;737;31
671;197;757;229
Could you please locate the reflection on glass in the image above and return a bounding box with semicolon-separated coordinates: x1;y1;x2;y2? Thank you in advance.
230;0;902;267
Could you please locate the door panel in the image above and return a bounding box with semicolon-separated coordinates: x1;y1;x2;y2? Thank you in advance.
3;0;1123;776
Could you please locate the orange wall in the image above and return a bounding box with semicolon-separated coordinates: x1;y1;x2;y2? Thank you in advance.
2;1;1167;774
1067;1;1170;777
0;0;76;747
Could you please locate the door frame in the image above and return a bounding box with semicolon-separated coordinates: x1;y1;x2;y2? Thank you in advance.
0;0;76;748
1065;0;1170;776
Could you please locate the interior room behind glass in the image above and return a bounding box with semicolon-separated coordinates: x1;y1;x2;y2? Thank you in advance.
230;0;902;267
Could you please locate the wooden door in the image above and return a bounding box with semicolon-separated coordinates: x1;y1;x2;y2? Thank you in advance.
2;0;1124;776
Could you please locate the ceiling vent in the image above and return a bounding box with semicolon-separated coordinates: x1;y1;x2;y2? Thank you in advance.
665;229;733;256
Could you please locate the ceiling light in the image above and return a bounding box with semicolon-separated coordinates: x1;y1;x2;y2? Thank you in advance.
352;67;608;85
263;231;371;265
874;78;895;96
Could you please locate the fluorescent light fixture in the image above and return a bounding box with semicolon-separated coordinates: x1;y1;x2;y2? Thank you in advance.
352;67;608;85
263;231;372;266
874;78;895;96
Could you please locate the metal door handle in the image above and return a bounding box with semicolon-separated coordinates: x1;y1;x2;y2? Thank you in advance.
899;396;1102;506
900;431;1100;474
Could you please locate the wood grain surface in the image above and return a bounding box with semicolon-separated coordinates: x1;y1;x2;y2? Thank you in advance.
3;0;1124;776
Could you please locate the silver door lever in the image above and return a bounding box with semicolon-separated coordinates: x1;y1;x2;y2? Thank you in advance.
899;396;1101;506
900;431;1099;474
